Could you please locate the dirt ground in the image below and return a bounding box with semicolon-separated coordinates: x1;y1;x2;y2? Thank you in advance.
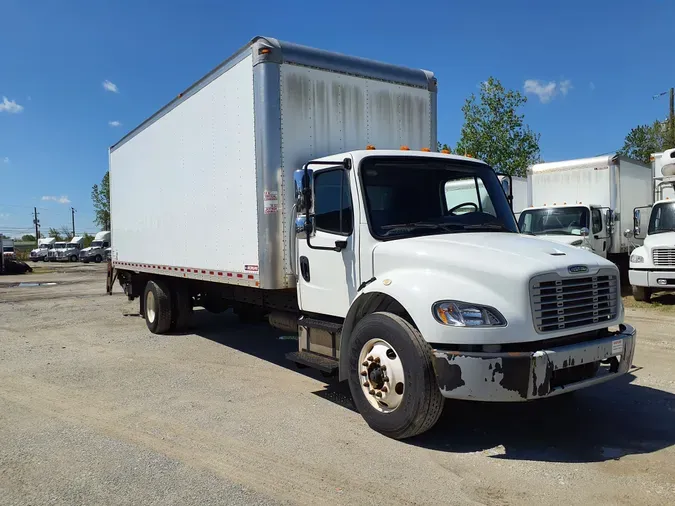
1;263;674;505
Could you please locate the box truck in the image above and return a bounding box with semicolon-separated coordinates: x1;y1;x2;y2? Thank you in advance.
628;148;675;301
30;237;56;262
108;36;636;439
80;231;111;263
2;239;15;259
519;155;652;263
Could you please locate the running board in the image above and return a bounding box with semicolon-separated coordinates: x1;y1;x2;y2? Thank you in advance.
286;351;339;374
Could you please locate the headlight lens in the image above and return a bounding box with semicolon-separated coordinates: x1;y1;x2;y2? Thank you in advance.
630;254;644;263
432;301;507;327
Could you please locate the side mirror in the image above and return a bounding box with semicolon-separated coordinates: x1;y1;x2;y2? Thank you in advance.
624;228;634;239
605;209;615;234
633;209;641;238
580;227;590;237
293;168;314;214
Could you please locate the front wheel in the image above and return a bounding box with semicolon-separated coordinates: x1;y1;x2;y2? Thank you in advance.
94;255;102;263
347;312;444;440
632;285;652;302
69;255;78;262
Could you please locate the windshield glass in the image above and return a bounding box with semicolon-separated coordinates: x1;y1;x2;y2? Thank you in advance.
648;202;675;234
65;244;77;249
53;242;66;248
518;207;589;235
360;157;518;239
91;241;103;247
39;244;50;249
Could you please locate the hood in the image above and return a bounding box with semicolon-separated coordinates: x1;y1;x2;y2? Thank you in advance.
644;231;675;250
372;232;610;283
531;234;584;247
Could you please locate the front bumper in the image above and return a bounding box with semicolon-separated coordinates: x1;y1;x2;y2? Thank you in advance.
629;269;675;289
432;324;636;402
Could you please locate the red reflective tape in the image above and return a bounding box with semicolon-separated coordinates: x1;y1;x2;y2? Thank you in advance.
187;269;191;272
180;268;184;272
247;274;254;279
227;273;233;277
201;270;206;274
209;271;214;275
236;273;243;278
217;272;223;276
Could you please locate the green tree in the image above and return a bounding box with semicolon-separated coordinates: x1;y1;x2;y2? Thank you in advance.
59;226;73;241
91;171;110;230
453;77;540;176
21;234;36;242
617;120;672;164
47;228;62;241
82;233;94;248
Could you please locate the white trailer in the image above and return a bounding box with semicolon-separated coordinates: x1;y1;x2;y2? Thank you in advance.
109;36;635;439
30;237;56;262
520;155;652;262
628;148;675;301
80;231;111;263
2;238;15;259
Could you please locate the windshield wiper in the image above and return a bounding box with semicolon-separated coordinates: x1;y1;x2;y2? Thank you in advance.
381;221;461;231
462;223;511;232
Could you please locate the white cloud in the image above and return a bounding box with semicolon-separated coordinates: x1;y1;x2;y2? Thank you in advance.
108;120;121;127
0;96;24;113
589;82;596;91
2;157;9;164
42;195;71;204
523;79;573;103
0;213;9;219
102;80;119;93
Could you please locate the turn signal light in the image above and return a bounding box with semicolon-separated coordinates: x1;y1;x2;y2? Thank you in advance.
400;145;410;151
366;145;376;150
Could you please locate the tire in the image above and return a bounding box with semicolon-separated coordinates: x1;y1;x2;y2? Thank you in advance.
171;284;193;332
347;312;444;440
94;255;102;263
70;255;78;262
143;280;173;334
632;285;651;302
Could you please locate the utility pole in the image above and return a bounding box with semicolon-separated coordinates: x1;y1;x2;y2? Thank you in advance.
71;207;76;237
33;207;40;246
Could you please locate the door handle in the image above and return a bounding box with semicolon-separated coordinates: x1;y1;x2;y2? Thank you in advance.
300;256;310;282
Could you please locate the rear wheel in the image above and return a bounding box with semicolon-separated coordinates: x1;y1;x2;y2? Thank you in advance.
144;280;173;334
347;312;444;440
632;285;652;302
94;254;102;263
69;254;78;262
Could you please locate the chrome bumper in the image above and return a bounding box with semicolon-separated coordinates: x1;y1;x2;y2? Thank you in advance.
432;324;636;402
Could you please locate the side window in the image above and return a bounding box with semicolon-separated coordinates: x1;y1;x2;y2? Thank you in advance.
314;170;353;235
103;242;110;248
592;209;602;234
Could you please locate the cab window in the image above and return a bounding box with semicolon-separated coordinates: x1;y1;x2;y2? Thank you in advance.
313;170;353;235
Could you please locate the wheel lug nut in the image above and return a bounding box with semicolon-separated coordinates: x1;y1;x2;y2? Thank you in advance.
360;371;367;376
369;390;375;396
363;382;369;387
381;365;386;371
362;362;368;367
375;391;382;398
381;386;388;393
367;356;373;361
374;357;380;363
383;377;389;382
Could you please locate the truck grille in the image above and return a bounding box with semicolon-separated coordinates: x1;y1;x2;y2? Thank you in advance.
652;248;675;266
530;270;619;333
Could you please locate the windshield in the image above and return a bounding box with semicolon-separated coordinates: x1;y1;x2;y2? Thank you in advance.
53;242;66;248
360;157;518;239
648;202;675;234
518;207;589;236
91;241;103;247
65;244;77;249
39;244;50;249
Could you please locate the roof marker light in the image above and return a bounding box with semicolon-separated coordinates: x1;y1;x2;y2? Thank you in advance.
366;145;376;150
421;147;431;152
400;145;410;151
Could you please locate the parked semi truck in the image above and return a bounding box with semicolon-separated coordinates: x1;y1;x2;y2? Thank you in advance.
519;155;652;265
108;36;636;439
80;231;111;263
49;236;83;262
30;237;56;262
628;148;675;301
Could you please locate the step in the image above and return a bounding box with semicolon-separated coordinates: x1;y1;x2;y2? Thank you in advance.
286;351;339;374
299;317;343;334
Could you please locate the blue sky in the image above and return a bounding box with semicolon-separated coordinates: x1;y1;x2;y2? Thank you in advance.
1;0;674;237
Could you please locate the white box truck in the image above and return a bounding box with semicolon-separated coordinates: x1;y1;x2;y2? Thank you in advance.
80;231;111;263
519;155;652;263
30;237;56;262
108;36;636;439
2;239;16;259
628;148;675;301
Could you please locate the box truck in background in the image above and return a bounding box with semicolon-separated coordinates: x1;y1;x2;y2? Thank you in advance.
519;155;652;264
2;239;15;259
108;36;635;439
628;148;675;301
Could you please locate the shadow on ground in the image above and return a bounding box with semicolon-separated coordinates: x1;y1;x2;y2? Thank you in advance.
190;309;675;464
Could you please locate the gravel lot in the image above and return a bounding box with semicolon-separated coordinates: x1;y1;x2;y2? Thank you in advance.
1;262;674;505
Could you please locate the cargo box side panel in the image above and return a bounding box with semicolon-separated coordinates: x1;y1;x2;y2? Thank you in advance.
530;165;611;208
617;158;652;252
110;54;259;274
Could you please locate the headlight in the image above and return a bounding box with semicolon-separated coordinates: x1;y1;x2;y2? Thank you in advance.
432;301;507;327
630;254;644;263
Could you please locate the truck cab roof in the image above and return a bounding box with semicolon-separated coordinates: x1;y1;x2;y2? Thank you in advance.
310;149;489;167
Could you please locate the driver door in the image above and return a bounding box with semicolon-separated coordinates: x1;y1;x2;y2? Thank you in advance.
590;207;608;257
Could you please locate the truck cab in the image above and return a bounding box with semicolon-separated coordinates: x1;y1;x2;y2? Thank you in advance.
2;239;15;260
30;237;56;262
518;204;611;257
51;237;83;262
628;148;675;301
80;231;111;263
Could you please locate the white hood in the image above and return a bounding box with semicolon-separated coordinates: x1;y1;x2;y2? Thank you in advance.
644;231;675;250
531;234;583;247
